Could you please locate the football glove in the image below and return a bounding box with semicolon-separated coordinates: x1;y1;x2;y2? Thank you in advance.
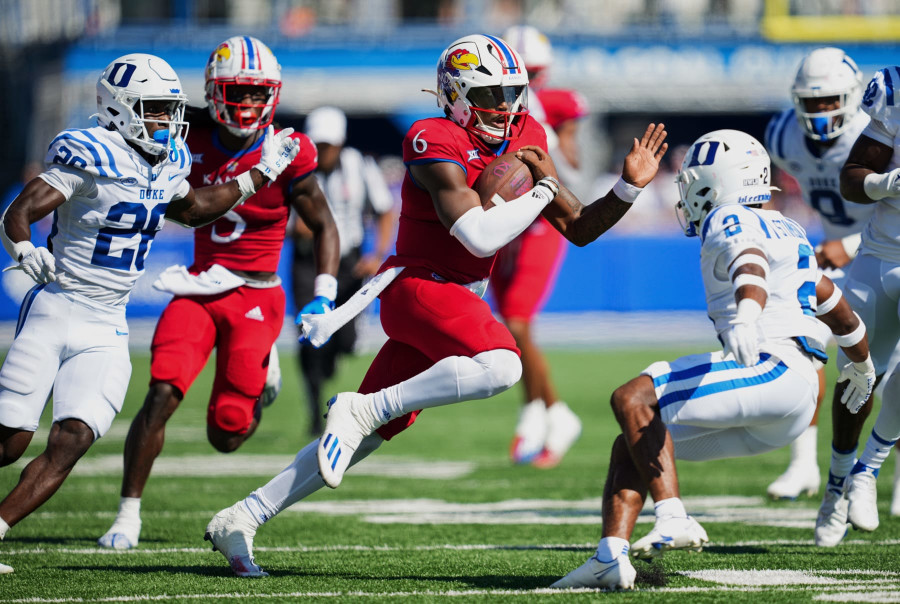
838;356;876;414
863;167;900;201
296;295;335;347
21;246;56;284
723;321;760;367
254;125;300;181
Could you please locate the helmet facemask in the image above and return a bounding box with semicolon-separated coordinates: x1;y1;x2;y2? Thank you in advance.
207;79;281;138
466;84;528;141
792;92;854;141
790;47;863;142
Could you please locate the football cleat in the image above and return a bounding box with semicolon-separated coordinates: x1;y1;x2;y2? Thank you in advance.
814;484;850;547
631;515;709;560
767;462;820;499
0;561;12;574
550;554;636;590
532;401;581;469
846;471;880;532
98;518;142;550
317;392;372;489
510;399;547;464
204;502;268;578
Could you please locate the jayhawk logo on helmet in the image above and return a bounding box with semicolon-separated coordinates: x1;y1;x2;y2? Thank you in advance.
446;49;480;75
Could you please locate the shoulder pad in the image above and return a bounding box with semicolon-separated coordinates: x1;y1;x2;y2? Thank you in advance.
45;128;125;179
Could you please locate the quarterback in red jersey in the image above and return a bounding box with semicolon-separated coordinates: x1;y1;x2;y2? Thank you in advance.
203;33;666;578
98;36;339;551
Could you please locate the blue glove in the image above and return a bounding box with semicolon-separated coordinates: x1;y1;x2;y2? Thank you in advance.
296;295;335;346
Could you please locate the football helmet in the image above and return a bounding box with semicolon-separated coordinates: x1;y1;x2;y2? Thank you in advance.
205;36;282;138
435;34;529;141
95;53;188;156
502;25;553;90
675;130;774;237
791;47;863;142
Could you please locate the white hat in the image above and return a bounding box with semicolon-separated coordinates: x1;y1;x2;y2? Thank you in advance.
305;106;346;146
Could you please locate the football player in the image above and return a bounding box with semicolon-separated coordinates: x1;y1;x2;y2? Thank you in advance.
763;48;877;503
815;65;900;539
202;33;668;578
0;53;300;573
495;25;584;469
552;130;875;591
97;37;339;551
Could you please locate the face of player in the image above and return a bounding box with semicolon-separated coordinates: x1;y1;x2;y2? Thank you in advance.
315;142;341;173
802;95;840;114
225;84;269;126
139;100;177;136
468;85;526;132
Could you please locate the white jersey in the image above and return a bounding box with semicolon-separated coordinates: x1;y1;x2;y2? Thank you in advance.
857;66;900;263
765;109;872;242
699;204;825;354
37;127;192;305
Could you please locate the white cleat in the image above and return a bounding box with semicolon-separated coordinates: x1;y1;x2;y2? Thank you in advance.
846;472;880;532
631;515;709;560
814;485;849;547
532;401;582;469
550;554;636;591
97;518;141;550
767;463;820;499
0;562;12;574
317;393;372;489
510;399;547;464
204;502;268;578
891;460;900;518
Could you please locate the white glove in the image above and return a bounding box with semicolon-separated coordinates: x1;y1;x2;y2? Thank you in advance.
21;246;56;284
253;125;300;181
723;321;759;367
863;167;900;200
838;356;876;414
259;343;282;408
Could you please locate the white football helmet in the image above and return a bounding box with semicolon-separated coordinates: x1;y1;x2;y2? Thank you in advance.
791;47;863;142
502;25;553;89
95;53;189;156
205;36;282;138
676;130;774;237
435;34;529;141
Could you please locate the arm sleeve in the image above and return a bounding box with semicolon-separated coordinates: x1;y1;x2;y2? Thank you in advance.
36;164;95;200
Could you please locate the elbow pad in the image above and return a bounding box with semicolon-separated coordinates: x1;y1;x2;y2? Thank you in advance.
449;182;555;258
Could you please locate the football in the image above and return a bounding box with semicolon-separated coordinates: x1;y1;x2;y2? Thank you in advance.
473;152;534;210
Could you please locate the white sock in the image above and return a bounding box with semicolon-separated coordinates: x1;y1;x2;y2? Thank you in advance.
827;444;856;492
116;497;141;523
368;349;521;426
855;429;898;476
243;434;384;525
654;497;687;520
596;536;629;562
0;516;8;540
790;425;818;466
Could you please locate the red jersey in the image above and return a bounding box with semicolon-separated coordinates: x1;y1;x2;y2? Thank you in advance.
384;115;547;284
185;126;318;273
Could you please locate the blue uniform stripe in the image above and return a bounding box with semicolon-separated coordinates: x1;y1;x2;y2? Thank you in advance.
484;34;518;74
51;133;109;178
658;356;788;410
871;430;897;447
755;213;772;238
15;283;47;338
652;354;750;388
883;68;895;106
244;36;256;70
80;130;122;177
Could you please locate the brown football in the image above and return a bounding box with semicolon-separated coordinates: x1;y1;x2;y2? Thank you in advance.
473;152;534;210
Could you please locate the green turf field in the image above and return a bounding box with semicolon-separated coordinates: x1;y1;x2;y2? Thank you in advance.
0;345;898;602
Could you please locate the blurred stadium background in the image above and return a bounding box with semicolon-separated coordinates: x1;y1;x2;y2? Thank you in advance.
1;0;899;339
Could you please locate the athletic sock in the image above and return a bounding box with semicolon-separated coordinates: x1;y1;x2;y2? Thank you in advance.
596;536;630;562
0;516;8;540
827;444;856;491
654;497;687;520
853;430;898;476
117;497;141;522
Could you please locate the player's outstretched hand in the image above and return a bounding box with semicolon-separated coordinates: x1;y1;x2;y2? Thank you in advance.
838;356;876;414
296;295;336;347
254;126;300;181
515;145;558;182
622;123;668;189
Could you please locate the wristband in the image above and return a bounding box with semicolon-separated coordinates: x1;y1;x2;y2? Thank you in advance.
11;240;35;263
313;273;338;302
612;177;643;204
841;232;862;259
734;297;763;323
863;171;895;201
235;171;257;205
834;315;867;348
733;273;769;294
729;254;770;280
535;176;560;198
